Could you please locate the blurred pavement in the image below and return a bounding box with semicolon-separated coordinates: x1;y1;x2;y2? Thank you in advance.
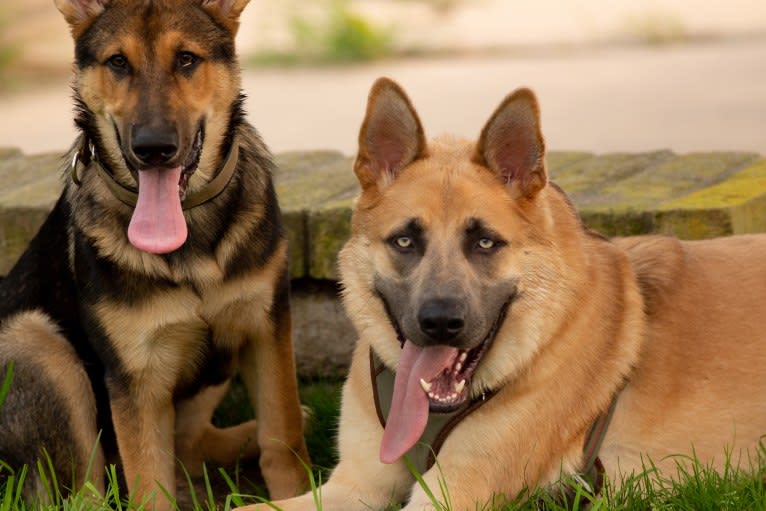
0;1;764;156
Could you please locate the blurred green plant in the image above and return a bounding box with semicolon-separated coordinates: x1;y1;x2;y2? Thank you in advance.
625;10;688;46
0;10;19;81
253;0;394;66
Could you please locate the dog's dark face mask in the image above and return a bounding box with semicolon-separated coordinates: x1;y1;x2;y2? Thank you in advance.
56;0;249;254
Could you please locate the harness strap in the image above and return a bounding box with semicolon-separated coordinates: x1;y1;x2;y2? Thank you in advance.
580;388;621;492
370;350;497;474
70;135;241;210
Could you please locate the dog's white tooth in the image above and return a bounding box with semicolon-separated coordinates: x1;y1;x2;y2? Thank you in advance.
428;392;435;399
420;378;432;393
455;362;462;373
455;380;466;393
459;352;467;363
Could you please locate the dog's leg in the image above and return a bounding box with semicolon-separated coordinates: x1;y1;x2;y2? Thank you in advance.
109;380;176;510
235;345;412;511
0;311;105;501
175;380;260;476
238;284;310;500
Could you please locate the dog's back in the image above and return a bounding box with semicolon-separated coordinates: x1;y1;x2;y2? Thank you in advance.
604;234;766;476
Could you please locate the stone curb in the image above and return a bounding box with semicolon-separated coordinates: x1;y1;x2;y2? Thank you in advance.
2;148;765;278
1;147;765;376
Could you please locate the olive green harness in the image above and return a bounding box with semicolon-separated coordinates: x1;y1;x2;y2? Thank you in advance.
370;349;619;494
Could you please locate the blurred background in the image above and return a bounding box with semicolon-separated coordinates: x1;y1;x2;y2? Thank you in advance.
0;0;765;156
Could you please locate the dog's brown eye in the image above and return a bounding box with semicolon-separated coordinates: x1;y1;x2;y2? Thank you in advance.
477;238;495;250
107;54;128;71
177;51;199;69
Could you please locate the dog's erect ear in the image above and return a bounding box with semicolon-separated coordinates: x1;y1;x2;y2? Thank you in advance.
473;88;547;199
54;0;109;34
199;0;250;33
354;77;427;191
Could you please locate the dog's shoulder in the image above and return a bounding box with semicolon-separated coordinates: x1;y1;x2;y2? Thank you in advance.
612;235;684;313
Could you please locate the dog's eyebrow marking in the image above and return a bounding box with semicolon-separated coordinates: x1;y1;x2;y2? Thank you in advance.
465;217;502;238
465;217;485;233
391;218;424;238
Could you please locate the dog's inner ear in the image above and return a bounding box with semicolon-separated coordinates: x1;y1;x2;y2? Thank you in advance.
354;77;427;191
54;0;109;34
199;0;250;33
473;88;547;199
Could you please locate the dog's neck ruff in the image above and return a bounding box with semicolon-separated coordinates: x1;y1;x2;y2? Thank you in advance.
369;348;619;495
70;135;240;210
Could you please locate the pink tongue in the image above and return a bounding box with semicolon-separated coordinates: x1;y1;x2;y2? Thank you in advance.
379;341;458;464
127;167;187;254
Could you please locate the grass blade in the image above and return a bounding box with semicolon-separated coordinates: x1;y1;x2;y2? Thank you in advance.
402;455;444;511
0;361;14;410
218;467;246;508
157;481;180;511
202;464;216;510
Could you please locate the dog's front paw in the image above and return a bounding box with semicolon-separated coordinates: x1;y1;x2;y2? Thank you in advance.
234;492;318;511
259;447;311;500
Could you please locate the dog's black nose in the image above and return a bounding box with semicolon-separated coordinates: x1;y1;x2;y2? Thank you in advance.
130;125;179;167
418;298;465;344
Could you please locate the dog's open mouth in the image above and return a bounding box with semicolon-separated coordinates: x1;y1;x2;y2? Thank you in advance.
178;128;203;201
127;127;203;254
379;301;509;464
417;310;505;412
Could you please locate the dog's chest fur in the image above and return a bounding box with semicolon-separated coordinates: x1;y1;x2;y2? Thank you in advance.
74;231;281;397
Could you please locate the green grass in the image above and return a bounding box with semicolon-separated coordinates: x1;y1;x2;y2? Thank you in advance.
2;376;766;510
0;362;13;410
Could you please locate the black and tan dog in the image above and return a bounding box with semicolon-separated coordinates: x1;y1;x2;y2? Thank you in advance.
242;78;766;511
0;0;309;507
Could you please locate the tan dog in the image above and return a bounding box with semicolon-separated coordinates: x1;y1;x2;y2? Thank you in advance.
239;78;766;511
0;0;309;508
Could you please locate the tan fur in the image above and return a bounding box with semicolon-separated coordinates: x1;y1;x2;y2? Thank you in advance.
240;78;766;511
175;381;260;476
88;240;306;506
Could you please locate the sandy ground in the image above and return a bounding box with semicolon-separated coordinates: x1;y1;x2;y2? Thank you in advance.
0;1;765;156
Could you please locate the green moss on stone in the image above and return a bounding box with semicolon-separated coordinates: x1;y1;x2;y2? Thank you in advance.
307;207;352;280
581;210;655;237
653;208;732;239
600;152;759;212
274;152;356;212
658;158;766;210
546;151;593;175
554;151;674;209
282;211;307;279
731;193;766;234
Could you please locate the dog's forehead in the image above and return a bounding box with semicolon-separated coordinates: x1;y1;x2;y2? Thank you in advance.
374;156;514;236
76;1;232;64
